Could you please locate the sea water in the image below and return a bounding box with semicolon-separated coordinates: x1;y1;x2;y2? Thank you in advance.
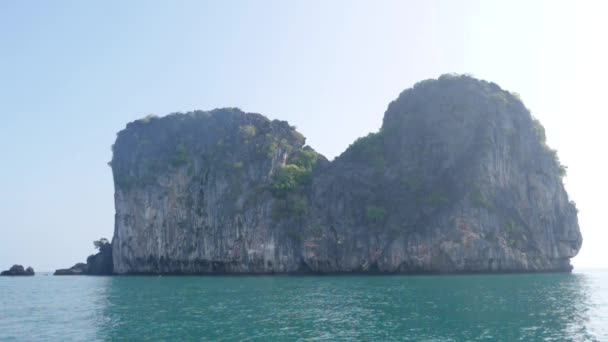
1;270;607;341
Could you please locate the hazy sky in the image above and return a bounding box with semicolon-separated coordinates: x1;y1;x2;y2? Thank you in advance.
1;1;606;271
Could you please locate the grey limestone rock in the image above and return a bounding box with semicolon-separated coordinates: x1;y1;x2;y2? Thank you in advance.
109;75;582;274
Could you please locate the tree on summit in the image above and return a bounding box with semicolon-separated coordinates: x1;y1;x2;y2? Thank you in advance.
93;238;111;252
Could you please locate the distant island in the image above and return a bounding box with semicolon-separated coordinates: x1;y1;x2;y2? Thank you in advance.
57;74;582;275
1;265;34;276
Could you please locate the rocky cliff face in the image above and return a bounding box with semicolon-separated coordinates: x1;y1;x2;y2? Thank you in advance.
111;109;315;273
110;75;582;274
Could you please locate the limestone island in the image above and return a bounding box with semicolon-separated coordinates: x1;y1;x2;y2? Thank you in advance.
56;74;582;275
1;265;35;276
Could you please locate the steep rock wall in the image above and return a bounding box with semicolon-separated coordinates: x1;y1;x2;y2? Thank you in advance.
111;109;315;273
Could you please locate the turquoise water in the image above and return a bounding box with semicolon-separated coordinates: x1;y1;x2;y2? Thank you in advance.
1;271;607;341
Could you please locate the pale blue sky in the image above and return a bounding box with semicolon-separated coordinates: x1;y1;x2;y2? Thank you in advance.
1;1;606;270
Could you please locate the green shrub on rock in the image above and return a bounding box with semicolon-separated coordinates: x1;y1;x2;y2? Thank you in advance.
172;144;188;166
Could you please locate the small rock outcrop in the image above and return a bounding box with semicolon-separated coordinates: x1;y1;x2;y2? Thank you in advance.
54;263;88;275
54;239;113;275
1;265;34;276
107;74;581;274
